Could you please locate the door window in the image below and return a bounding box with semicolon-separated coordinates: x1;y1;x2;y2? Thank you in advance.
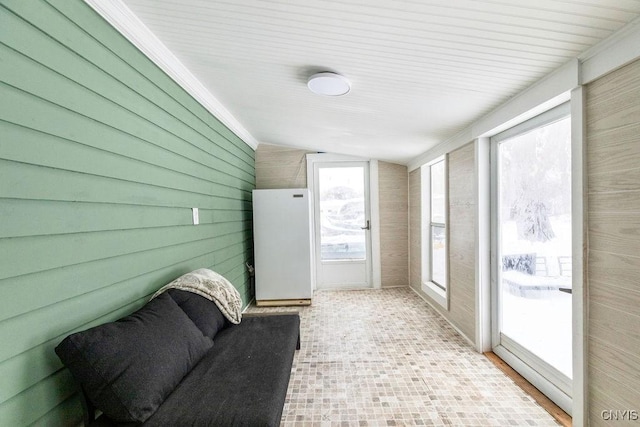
318;167;366;260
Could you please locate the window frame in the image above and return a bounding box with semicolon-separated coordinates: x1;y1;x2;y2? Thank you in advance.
421;155;449;309
489;101;573;411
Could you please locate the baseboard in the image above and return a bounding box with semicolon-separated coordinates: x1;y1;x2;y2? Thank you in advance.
409;285;476;349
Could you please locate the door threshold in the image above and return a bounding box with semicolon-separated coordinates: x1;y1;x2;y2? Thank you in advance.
484;352;571;427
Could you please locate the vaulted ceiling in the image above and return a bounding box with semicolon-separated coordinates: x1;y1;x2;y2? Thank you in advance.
118;0;640;163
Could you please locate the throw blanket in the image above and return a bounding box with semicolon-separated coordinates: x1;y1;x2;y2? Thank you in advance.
152;269;242;324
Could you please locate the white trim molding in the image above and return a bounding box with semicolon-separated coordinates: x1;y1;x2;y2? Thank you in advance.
408;16;640;172
581;15;640;84
369;160;382;289
570;86;587;427
421;281;447;309
84;0;259;150
474;137;491;354
408;60;577;171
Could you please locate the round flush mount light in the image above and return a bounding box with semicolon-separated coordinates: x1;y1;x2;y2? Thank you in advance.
307;72;351;96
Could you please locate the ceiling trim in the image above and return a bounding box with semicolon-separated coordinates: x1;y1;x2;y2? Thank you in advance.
408;16;640;171
407;59;577;171
581;15;640;84
84;0;259;150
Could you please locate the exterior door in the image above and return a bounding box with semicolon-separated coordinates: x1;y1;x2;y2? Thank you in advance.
491;103;573;413
313;161;372;289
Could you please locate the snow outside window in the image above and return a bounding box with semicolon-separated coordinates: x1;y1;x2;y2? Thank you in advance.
421;156;448;308
430;159;447;290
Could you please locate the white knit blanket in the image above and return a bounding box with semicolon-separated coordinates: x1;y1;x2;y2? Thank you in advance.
152;269;242;324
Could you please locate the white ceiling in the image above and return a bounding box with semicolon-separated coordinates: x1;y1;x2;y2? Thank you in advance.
119;0;640;164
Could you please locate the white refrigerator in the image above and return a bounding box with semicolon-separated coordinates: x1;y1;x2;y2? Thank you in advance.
252;188;314;305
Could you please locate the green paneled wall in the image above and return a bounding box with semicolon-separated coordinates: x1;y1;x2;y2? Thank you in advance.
0;0;256;425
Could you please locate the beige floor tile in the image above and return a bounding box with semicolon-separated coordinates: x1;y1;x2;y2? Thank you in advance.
247;287;560;427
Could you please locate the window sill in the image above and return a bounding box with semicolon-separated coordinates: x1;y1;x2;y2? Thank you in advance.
422;281;448;309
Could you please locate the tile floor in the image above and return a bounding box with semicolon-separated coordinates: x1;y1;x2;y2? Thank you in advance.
247;287;560;426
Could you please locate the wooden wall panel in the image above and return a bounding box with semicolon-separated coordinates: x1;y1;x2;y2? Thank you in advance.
407;145;477;345
0;1;255;425
378;161;409;287
255;143;313;189
447;144;476;341
409;169;422;291
256;150;410;288
586;58;640;426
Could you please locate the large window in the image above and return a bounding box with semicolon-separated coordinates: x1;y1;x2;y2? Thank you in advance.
491;102;572;408
421;156;447;307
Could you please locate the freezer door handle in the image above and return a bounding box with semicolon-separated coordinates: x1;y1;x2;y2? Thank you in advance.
361;220;371;230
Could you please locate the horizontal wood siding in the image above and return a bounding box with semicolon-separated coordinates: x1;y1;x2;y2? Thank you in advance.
0;1;255;425
586;58;640;425
378;161;409;287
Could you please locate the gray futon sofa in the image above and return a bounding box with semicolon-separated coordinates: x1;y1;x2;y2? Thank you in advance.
55;280;300;426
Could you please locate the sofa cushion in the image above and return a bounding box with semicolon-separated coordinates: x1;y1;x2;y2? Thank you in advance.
55;292;213;424
166;288;227;338
143;314;301;427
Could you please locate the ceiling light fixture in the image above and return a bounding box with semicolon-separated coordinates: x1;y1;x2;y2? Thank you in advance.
307;72;351;96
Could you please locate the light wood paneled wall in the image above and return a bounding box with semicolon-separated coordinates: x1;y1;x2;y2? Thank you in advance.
409;169;422;291
586;58;640;425
379;162;409;287
447;144;477;341
255;143;313;189
407;145;477;345
256;149;410;287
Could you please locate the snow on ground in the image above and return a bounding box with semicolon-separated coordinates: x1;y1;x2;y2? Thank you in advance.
500;214;572;378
